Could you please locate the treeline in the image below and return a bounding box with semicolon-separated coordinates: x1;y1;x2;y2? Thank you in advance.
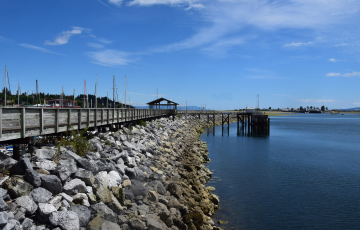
0;87;134;108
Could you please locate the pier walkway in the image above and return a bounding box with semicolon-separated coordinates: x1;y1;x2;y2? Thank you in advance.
0;107;175;142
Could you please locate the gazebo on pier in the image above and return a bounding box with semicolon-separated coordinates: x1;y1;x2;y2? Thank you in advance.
147;97;178;111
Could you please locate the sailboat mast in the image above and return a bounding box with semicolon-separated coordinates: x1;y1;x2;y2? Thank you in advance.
4;66;7;107
95;75;97;108
125;76;126;108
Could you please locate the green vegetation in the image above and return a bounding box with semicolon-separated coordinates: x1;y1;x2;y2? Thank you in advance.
57;126;92;156
105;140;111;146
176;114;182;119
196;129;204;134
139;120;147;127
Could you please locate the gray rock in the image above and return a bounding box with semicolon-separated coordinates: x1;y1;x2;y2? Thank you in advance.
33;160;57;171
59;159;78;174
131;180;147;197
125;167;136;179
0;198;8;211
54;166;72;182
35;149;55;160
3;176;33;198
133;167;145;181
117;215;128;225
14;209;25;222
2;219;21;230
15;196;38;215
119;135;127;142
29;187;52;203
123;141;136;150
63;179;87;195
68;205;91;227
101;221;121;230
49;211;80;230
60;149;81;161
94;171;109;188
40;175;62;194
107;171;122;187
90;203;117;222
0;188;7;198
167;183;182;199
129;218;146;230
38;203;57;217
96;161;109;172
125;156;137;168
24;169;41;187
76;159;99;174
145;216;167;230
9;158;33;175
21;218;33;229
60;193;73;203
49;195;63;210
115;164;125;175
74;169;95;186
0;211;8;227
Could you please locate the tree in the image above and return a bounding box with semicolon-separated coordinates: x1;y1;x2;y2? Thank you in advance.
310;106;313;109
321;105;325;112
269;107;271;110
326;106;328;111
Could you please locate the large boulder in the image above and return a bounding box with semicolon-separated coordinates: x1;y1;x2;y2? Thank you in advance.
15;196;38;215
59;159;78;174
63;179;87;195
0;198;8;211
35;149;55;160
9;158;32;175
33;160;57;171
68;205;91;227
24;169;41;187
107;171;122;188
54;166;72;182
76;158;99;174
94;171;109;188
0;211;8;228
38;203;57;217
49;211;80;230
3;176;33;198
90;203;117;222
74;169;95;186
40;175;62;194
29;187;52;203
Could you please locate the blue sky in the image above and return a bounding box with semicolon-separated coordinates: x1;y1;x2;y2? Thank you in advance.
1;0;360;109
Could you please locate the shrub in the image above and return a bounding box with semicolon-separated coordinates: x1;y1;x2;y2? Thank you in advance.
176;114;182;119
139;120;146;127
57;126;92;156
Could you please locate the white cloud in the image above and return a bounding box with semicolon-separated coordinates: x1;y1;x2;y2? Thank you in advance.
353;102;360;106
108;0;123;7
86;49;132;66
299;99;336;103
97;38;113;44
326;71;360;77
329;58;340;62
127;0;204;10
18;43;64;55
283;42;313;47
148;0;360;55
45;27;89;45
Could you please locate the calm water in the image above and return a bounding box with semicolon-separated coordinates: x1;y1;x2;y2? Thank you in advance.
201;114;360;230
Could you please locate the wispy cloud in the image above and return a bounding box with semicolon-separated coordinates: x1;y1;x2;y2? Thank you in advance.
353;102;360;106
97;38;113;44
127;0;204;10
326;71;360;77
86;49;132;66
45;27;90;45
329;58;341;62
298;99;336;103
143;0;360;56
283;42;313;47
18;43;64;55
0;35;14;43
108;0;123;7
273;94;297;97
127;92;165;97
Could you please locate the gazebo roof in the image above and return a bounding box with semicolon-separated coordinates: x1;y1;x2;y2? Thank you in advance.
147;97;179;105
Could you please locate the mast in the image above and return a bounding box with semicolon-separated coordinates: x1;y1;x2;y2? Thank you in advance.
84;80;86;108
17;83;20;107
4;66;7;107
125;76;126;108
36;79;39;106
107;92;108;108
73;89;75;107
95;75;97;108
112;75;117;108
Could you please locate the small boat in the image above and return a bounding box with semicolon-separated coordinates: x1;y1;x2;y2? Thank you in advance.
6;146;13;152
341;114;344;115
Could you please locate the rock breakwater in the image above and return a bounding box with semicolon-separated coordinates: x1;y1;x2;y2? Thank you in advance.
0;114;236;230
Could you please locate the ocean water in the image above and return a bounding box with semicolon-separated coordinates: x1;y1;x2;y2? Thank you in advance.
201;114;360;230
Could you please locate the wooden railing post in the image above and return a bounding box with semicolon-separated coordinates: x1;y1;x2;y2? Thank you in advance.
95;109;97;127
40;108;44;135
107;109;110;125
56;109;60;133
0;108;2;138
101;109;104;125
87;109;90;128
21;108;26;138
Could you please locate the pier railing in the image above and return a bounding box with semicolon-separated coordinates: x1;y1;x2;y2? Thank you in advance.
0;108;174;142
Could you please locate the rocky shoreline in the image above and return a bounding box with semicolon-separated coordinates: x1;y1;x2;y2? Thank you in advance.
0;114;236;230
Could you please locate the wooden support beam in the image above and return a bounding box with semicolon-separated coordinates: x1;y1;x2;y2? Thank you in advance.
87;109;90;127
21;108;26;138
77;109;81;130
40;108;44;135
56;109;60;133
0;108;3;138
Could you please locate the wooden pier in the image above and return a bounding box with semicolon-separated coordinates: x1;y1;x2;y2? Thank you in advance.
0;107;175;142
